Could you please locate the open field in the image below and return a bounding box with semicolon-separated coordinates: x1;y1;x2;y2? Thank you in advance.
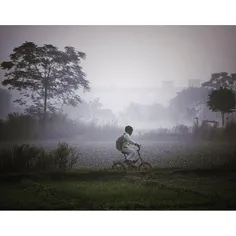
77;140;236;169
0;168;236;210
5;139;235;169
0;140;236;210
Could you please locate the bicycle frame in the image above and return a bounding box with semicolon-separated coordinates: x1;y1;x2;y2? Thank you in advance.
122;145;143;163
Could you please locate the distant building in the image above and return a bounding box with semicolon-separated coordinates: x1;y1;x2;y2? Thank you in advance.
188;79;201;87
162;80;175;89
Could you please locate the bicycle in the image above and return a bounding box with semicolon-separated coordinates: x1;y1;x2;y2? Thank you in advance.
112;145;152;172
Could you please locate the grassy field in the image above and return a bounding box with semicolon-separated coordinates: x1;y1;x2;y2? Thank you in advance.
0;168;236;210
0;140;236;210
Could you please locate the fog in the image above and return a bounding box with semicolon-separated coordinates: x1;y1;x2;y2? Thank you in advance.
1;25;236;211
1;25;236;132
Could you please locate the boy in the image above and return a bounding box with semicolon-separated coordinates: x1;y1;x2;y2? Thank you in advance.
121;125;140;164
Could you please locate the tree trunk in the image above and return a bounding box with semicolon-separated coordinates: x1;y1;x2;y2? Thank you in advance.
221;112;224;128
43;78;48;125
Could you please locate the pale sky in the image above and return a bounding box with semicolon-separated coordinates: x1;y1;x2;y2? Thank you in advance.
1;26;236;111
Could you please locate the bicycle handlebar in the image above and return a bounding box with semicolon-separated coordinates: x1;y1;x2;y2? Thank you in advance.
136;144;141;151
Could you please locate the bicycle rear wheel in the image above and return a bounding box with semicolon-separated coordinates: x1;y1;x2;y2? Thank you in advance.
112;162;126;172
138;162;152;172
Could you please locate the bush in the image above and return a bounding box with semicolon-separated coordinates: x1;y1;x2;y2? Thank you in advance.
0;142;80;173
53;142;80;171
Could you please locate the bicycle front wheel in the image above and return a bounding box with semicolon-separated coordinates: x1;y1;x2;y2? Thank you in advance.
112;162;126;172
138;162;152;172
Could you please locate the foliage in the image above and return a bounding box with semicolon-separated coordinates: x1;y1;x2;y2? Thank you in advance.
0;112;38;140
0;142;80;173
1;41;90;117
201;71;236;123
0;112;81;141
0;111;123;141
53;142;79;170
207;87;236;127
192;123;223;141
202;72;236;90
169;87;210;122
89;98;103;110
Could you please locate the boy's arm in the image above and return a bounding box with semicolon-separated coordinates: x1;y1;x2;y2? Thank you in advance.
124;133;137;145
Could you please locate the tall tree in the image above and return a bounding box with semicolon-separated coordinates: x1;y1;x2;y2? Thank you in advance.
1;42;90;122
207;87;236;127
202;72;236;90
202;72;236;120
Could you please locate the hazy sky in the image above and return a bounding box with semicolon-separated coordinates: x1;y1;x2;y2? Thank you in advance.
1;26;236;111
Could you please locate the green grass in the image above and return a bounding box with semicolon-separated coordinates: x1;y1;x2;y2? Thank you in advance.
1;141;236;210
0;169;235;210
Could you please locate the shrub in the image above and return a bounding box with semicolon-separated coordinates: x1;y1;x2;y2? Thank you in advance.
53;142;80;171
0;142;80;173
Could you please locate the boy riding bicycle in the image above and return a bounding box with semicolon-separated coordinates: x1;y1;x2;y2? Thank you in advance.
116;125;140;164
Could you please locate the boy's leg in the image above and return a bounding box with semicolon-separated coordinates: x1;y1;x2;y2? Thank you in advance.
122;146;136;161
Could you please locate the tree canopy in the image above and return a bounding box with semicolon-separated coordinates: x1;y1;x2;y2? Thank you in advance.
207;87;236;127
1;41;90;119
202;72;236;90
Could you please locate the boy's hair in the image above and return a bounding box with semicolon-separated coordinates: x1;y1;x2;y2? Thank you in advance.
125;125;133;134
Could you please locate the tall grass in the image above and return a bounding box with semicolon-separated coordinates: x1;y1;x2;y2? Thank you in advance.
0;142;80;173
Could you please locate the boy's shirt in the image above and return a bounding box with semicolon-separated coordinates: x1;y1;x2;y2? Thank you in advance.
122;132;135;149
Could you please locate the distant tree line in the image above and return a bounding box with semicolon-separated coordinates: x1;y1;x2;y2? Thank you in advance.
1;41;236;142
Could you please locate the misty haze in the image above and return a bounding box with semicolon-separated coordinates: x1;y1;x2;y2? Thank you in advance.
1;25;236;210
